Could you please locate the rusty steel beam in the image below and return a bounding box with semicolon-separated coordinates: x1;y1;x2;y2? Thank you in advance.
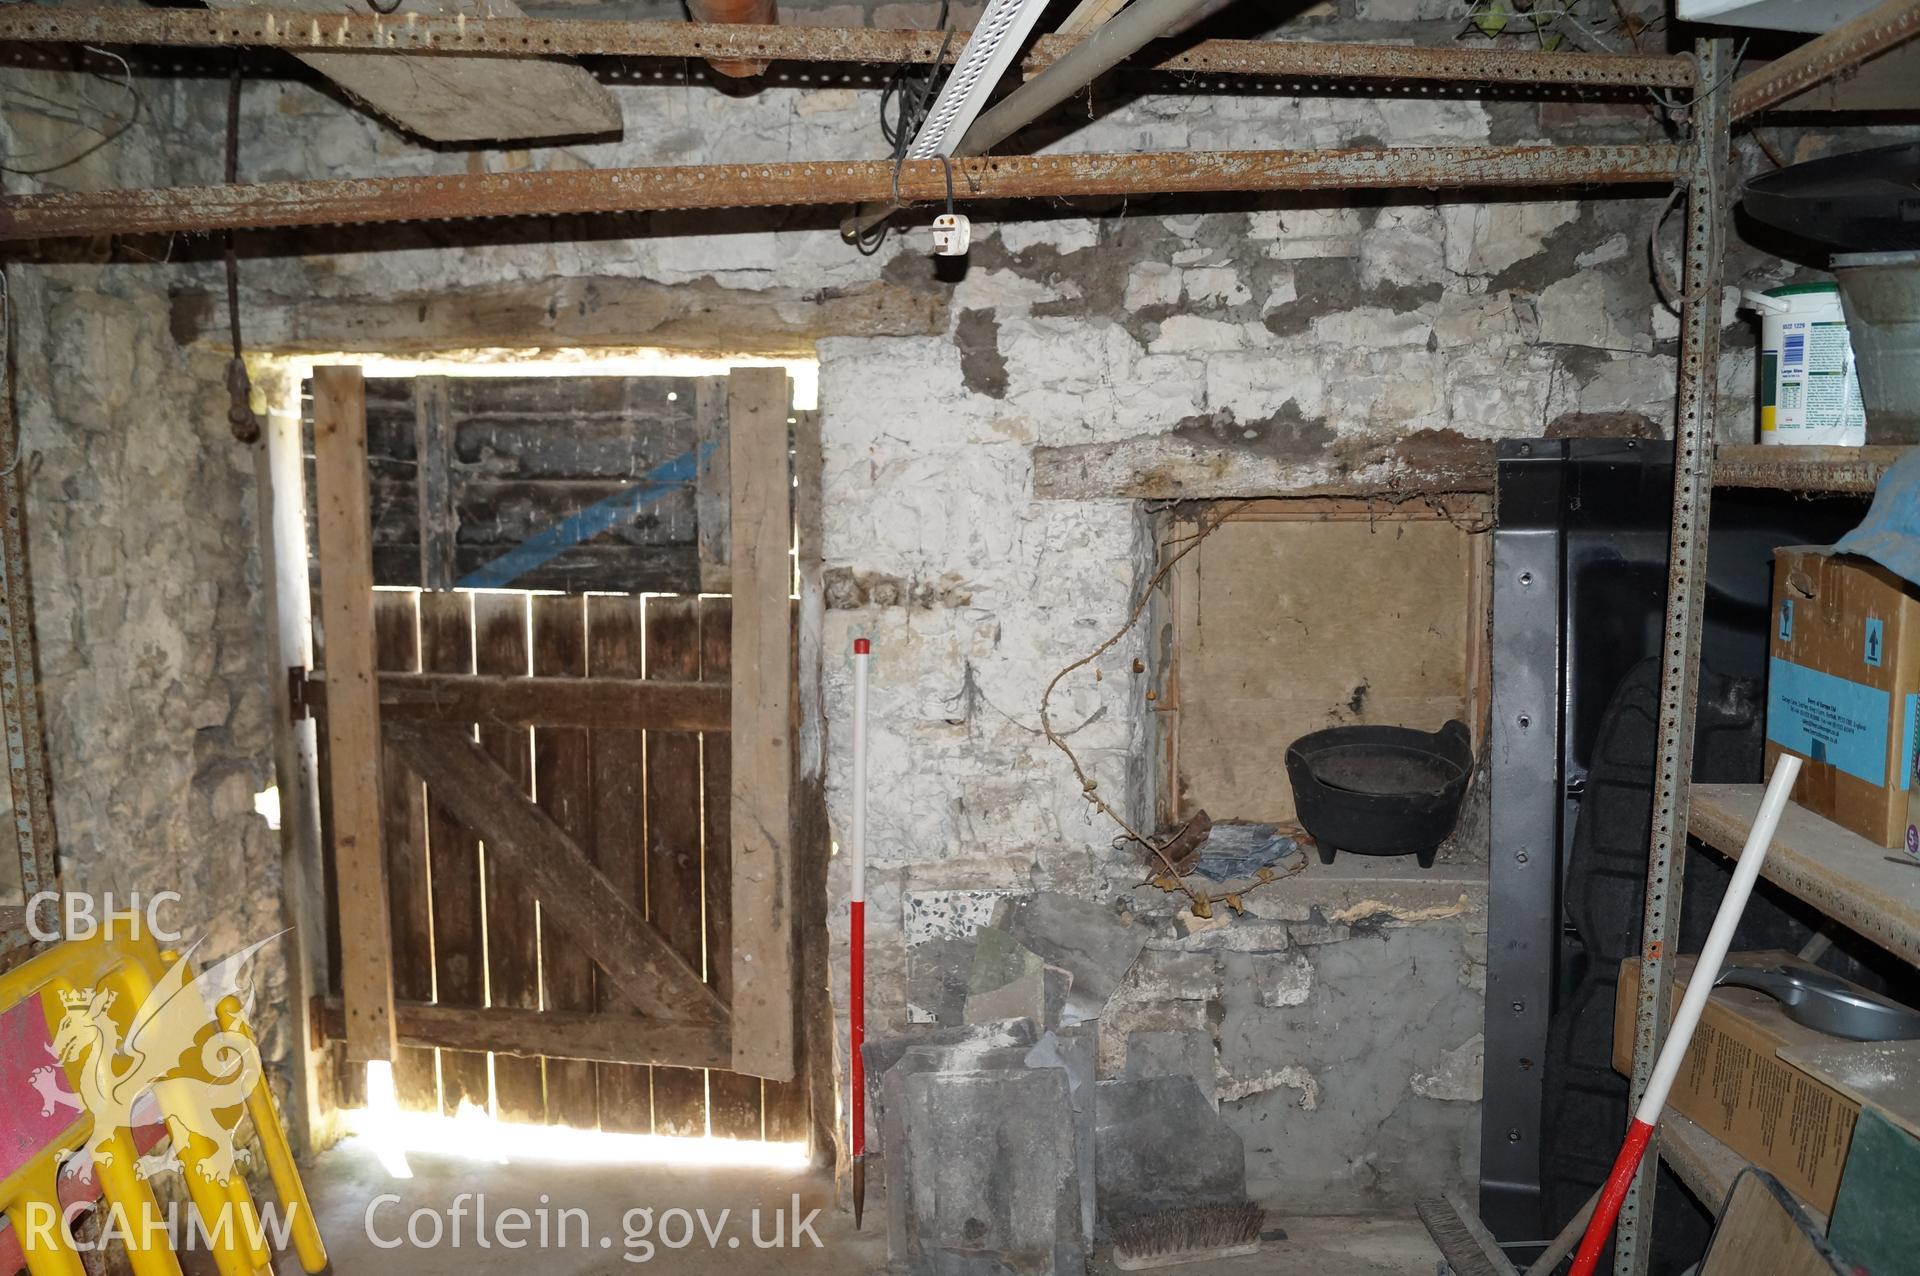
1731;0;1920;119
0;8;1696;88
0;145;1684;242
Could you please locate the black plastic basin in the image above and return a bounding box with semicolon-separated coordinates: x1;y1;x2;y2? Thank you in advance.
1284;720;1474;869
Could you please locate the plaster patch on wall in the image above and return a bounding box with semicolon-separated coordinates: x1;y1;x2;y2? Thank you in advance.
1330;895;1473;927
1125;262;1181;310
1126;948;1222;1002
1218;1064;1320;1110
1411;1033;1484;1102
1255;952;1314;1008
1177;919;1296;954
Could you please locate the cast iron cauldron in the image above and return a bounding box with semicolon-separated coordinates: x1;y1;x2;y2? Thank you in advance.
1284;720;1473;869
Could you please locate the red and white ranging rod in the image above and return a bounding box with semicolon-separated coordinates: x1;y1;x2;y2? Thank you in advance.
849;637;870;1229
1567;751;1803;1275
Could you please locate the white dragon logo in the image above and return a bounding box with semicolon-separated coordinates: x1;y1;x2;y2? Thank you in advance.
45;935;279;1186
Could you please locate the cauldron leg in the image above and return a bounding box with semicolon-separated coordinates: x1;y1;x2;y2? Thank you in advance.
1416;846;1437;869
1317;843;1337;866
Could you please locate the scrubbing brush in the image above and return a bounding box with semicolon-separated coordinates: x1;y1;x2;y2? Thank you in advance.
1110;1202;1267;1270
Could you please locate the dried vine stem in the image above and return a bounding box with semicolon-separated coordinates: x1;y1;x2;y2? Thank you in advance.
1041;500;1306;915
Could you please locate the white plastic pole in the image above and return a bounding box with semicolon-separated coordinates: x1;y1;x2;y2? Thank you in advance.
1633;750;1801;1123
1569;750;1803;1276
851;639;869;905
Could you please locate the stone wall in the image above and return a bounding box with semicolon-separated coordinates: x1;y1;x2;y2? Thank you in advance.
1;3;1845;1214
2;67;294;1067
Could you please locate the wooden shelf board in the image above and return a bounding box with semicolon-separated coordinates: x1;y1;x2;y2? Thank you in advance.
1712;445;1907;494
1689;784;1920;969
1659;1112;1830;1232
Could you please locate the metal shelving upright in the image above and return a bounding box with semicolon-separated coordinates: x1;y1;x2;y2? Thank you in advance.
1615;7;1920;1272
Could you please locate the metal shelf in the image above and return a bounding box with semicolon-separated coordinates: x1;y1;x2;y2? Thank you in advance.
1713;444;1910;494
1658;1112;1831;1232
1690;783;1920;969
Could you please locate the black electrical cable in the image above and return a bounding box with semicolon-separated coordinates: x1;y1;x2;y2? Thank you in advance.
854;3;952;256
0;46;140;176
224;63;260;446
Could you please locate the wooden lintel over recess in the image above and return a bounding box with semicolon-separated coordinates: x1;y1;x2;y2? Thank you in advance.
1032;432;1499;501
1036;437;1909;501
174;279;946;359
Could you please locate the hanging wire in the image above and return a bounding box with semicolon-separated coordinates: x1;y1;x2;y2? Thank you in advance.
0;271;19;478
1649;39;1746;313
855;3;955;256
223;63;260;446
1648;37;1749;118
0;46;141;176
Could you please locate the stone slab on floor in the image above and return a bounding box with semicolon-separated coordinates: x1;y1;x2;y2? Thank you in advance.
879;1044;1036;1223
1094;1076;1247;1235
865;1018;1041;1091
994;892;1149;1024
893;1068;1087;1276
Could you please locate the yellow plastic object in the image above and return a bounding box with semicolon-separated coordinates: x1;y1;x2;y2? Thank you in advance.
0;926;329;1275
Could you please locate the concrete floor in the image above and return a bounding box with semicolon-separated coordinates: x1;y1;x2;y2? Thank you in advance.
299;1138;1443;1274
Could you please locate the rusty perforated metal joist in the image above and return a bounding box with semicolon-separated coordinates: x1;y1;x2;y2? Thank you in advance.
0;145;1686;241
0;8;1696;89
1730;0;1920;119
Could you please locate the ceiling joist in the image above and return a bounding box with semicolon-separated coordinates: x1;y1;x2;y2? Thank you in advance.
0;8;1697;89
1729;0;1920;119
0;145;1686;243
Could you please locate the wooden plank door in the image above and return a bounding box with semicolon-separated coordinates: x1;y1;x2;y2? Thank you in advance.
311;367;802;1135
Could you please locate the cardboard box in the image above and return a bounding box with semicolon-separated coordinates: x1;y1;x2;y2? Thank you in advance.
1614;951;1859;1214
1908;739;1920;859
1766;547;1920;848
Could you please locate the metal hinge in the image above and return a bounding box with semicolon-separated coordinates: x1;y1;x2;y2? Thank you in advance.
288;666;314;723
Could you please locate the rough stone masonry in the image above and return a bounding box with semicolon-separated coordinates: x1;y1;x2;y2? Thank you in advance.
0;0;1824;1212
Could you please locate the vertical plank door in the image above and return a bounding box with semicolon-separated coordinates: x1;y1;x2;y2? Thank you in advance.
533;593;599;1129
645;595;709;1137
586;594;654;1133
419;590;490;1117
374;590;437;1112
474;591;546;1125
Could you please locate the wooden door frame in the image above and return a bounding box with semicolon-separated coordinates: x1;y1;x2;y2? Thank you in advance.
268;360;821;1154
